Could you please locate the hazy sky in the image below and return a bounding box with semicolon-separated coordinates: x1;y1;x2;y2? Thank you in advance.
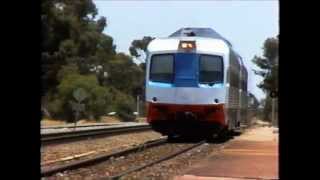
93;0;279;100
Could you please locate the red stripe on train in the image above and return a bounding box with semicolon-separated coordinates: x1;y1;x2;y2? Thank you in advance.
146;102;226;126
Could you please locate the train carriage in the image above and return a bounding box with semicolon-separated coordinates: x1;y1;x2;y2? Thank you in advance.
145;28;249;138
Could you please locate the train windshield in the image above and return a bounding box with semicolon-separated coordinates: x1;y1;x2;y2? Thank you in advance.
199;55;223;84
150;54;174;83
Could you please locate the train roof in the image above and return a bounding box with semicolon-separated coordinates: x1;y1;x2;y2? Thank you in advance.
147;37;229;54
169;27;232;47
147;27;243;61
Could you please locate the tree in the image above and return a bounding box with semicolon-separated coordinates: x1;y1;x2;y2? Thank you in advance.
41;0;113;96
42;0;147;122
129;36;155;91
128;36;155;114
252;36;278;121
248;93;259;109
252;37;278;93
129;36;155;64
56;70;112;121
104;53;144;96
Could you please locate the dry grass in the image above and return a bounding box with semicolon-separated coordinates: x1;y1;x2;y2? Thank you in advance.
237;125;278;142
41;119;67;126
136;117;147;123
41;116;123;127
99;116;122;123
250;117;270;127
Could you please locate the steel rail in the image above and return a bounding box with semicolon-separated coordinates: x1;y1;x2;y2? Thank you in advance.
41;123;117;129
41;138;167;177
41;125;151;145
103;140;206;180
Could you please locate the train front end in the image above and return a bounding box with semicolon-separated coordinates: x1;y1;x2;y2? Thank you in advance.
145;36;230;137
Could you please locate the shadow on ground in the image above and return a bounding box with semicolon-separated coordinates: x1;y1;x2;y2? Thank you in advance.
167;130;242;144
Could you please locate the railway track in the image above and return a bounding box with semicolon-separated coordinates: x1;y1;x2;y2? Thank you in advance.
104;140;206;180
41;138;168;177
41;123;118;129
41;136;208;179
41;124;151;145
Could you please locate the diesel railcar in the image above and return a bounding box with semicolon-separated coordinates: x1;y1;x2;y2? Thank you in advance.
145;27;248;138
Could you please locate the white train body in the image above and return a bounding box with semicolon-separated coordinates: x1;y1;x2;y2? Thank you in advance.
145;28;248;136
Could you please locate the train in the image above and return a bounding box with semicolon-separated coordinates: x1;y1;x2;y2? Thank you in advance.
145;27;249;139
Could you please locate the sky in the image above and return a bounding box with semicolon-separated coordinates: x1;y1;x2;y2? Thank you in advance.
93;0;279;101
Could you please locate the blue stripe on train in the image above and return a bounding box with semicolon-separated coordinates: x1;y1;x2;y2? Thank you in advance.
174;53;198;87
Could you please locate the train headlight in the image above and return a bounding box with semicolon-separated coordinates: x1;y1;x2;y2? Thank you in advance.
181;43;188;48
179;41;196;51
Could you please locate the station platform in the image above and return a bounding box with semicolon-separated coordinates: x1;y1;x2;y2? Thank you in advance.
175;126;278;180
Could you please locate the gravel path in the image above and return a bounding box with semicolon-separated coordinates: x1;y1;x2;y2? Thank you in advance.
41;131;162;166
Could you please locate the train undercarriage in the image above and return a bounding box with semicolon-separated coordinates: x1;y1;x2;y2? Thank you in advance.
147;103;230;139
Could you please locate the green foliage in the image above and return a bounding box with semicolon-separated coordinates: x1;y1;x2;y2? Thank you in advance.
129;36;155;58
252;37;279;93
86;86;110;120
106;53;144;96
42;0;113;94
128;36;155;113
42;0;146;122
57;64;79;81
252;36;279;121
257;97;274;121
47;67;138;121
56;72;110;121
47;97;64;117
117;101;136;121
105;87;136;121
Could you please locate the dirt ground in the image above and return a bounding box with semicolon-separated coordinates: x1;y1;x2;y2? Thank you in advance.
237;125;278;142
136;117;147;123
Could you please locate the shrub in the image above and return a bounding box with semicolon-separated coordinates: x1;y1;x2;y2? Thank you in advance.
47;64;139;122
106;87;136;121
56;71;111;121
117;100;136;121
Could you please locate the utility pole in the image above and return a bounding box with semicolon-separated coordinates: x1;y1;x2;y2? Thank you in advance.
271;98;275;126
270;90;278;127
136;95;140;118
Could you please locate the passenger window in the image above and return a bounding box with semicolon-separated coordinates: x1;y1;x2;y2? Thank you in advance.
150;54;174;83
199;55;223;84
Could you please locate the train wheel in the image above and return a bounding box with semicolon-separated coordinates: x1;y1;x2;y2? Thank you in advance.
205;134;217;142
216;127;230;142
